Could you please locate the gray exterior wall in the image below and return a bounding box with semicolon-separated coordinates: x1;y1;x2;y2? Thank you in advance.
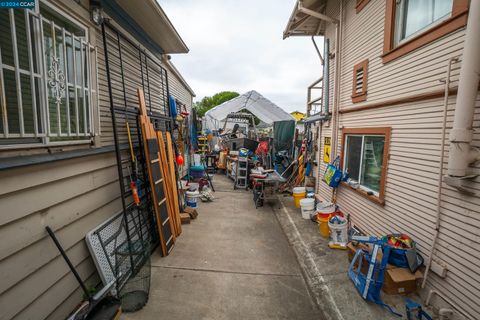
0;0;193;319
314;1;479;319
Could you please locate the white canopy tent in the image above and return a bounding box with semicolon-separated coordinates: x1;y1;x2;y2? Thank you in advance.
204;90;295;130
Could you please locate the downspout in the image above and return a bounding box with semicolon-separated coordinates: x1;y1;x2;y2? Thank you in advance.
446;0;480;187
297;0;340;153
323;38;330;116
331;0;343;160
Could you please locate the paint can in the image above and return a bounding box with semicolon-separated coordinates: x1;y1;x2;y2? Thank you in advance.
186;190;200;208
300;198;315;219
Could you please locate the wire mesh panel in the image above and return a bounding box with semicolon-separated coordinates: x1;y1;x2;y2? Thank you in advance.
85;201;153;294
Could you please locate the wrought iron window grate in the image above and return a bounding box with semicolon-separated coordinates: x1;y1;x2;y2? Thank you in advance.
0;7;99;147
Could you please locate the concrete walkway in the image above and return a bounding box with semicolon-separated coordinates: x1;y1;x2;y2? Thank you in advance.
273;194;421;320
123;174;323;320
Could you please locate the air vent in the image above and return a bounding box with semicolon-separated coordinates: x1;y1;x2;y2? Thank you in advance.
352;59;369;103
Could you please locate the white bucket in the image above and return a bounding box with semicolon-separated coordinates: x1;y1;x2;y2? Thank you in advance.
293;187;306;194
186;190;200;208
300;198;315;220
328;217;348;245
316;202;336;214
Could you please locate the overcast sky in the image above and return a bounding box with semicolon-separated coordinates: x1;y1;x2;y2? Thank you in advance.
159;0;323;113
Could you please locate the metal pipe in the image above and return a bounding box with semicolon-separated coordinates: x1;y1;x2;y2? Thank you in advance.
422;56;457;288
311;36;323;65
331;0;343;160
323;38;330;116
447;0;480;178
45;226;90;298
426;289;473;320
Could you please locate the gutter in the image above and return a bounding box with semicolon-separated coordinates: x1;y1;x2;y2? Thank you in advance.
445;0;480;190
304;113;328;123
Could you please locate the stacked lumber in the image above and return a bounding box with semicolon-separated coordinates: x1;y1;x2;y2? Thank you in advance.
157;131;182;236
137;88;179;256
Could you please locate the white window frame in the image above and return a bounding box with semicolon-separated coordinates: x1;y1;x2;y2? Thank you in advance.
394;0;453;46
0;2;99;149
343;134;385;197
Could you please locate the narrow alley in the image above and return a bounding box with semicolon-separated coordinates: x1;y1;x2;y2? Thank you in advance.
1;1;479;320
122;175;323;320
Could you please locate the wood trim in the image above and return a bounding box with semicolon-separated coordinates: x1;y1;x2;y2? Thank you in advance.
341;181;385;205
382;0;469;64
0;145;120;171
351;59;368;103
352;94;367;103
356;0;371;13
452;0;469;15
340;127;391;205
383;0;396;53
341;87;460;114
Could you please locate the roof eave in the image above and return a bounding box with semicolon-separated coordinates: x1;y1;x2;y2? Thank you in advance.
283;0;328;39
114;0;189;54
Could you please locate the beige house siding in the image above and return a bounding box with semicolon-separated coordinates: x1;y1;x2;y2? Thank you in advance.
164;63;194;178
0;152;122;320
314;0;480;319
339;0;464;109
0;1;193;320
166;63;194;111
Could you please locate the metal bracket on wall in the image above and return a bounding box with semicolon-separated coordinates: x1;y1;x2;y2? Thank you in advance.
443;175;477;195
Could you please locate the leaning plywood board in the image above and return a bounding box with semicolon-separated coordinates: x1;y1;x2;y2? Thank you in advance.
157;131;181;236
166;132;183;233
137;88;175;256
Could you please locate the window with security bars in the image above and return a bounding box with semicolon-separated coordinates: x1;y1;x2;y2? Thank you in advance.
351;59;368;103
0;4;98;147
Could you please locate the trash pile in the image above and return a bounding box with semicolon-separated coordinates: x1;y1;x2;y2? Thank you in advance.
292;192;430;318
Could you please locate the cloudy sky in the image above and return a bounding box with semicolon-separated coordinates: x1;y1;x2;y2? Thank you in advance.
160;0;323;113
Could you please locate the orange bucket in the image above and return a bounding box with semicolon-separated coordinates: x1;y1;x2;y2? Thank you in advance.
317;213;331;238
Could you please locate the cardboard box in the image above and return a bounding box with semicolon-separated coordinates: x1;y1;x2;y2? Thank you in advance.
346;242;421;295
347;242;370;262
383;268;423;295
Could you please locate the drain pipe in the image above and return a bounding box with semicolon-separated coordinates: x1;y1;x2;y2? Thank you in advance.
421;57;458;289
331;0;343;160
446;0;480;184
296;0;340;157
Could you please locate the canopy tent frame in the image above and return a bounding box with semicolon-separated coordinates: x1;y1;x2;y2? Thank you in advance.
204;90;294;131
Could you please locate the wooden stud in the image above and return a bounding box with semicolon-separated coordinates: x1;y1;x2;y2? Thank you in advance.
137;88;176;256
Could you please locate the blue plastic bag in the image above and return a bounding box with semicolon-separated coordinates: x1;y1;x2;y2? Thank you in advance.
323;156;343;188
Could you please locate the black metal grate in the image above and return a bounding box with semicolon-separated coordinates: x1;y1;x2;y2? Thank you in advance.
101;21;174;251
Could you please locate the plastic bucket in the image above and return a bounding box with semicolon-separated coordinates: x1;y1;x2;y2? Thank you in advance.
318;214;331;238
292;187;306;208
186;190;200;208
300;198;315;219
328;216;348;245
316;202;336;214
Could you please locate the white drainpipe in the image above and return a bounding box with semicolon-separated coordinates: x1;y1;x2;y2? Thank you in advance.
447;0;480;181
